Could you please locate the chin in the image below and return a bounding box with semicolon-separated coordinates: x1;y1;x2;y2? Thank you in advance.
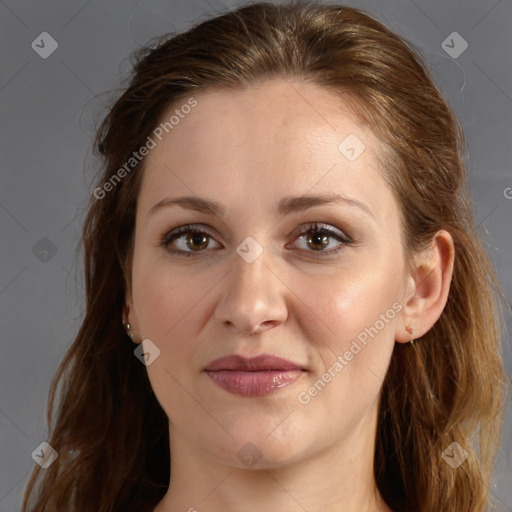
203;417;316;469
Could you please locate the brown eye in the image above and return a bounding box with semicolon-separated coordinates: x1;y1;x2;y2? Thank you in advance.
289;223;353;257
186;232;209;251
161;225;222;256
306;232;330;251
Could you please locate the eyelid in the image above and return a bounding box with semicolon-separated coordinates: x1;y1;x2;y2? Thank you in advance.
285;222;353;257
160;223;221;250
288;222;351;243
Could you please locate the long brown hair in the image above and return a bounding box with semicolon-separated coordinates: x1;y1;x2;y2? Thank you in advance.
22;2;507;511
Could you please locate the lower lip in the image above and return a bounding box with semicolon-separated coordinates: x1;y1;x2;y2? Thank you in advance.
206;370;305;397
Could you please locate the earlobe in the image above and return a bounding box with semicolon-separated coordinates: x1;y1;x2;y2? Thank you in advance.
122;301;142;344
396;230;455;344
125;322;142;344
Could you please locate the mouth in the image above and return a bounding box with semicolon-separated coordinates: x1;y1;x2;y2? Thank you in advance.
204;354;307;397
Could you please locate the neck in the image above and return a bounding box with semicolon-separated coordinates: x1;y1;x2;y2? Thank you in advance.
154;404;394;512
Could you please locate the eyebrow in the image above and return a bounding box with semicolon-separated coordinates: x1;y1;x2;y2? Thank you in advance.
147;193;374;219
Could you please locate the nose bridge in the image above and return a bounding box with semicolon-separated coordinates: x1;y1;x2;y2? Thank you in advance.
214;244;288;333
232;248;272;297
227;245;273;305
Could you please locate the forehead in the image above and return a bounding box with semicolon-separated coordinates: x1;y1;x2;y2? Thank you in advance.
138;79;396;224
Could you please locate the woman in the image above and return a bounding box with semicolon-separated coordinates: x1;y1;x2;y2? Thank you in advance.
22;2;507;511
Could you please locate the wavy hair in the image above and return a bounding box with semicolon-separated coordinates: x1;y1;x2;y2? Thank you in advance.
22;2;507;511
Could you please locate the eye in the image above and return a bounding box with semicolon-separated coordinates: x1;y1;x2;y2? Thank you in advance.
288;223;353;256
160;224;221;256
160;222;353;258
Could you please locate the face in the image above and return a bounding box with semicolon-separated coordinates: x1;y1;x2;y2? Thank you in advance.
127;79;409;469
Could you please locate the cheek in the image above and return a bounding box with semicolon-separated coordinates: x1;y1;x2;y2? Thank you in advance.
132;255;210;338
292;271;399;429
299;265;401;341
291;264;401;396
131;258;230;387
131;263;210;420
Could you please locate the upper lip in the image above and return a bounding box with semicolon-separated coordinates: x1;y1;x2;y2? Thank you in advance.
204;354;304;372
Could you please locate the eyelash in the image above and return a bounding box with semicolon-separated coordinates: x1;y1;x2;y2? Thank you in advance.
159;223;354;259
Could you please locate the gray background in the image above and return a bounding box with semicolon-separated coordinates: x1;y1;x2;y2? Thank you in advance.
0;0;511;510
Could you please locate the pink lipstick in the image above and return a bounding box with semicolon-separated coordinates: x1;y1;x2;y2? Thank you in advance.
204;354;306;397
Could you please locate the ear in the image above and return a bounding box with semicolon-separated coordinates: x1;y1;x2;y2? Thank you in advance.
396;229;455;344
122;287;142;345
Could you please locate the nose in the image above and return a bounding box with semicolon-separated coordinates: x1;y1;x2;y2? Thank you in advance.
214;249;288;335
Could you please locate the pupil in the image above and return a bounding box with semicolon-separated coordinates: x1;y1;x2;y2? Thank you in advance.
187;233;208;250
309;233;328;250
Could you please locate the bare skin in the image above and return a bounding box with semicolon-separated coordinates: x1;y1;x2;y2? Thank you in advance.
124;78;454;512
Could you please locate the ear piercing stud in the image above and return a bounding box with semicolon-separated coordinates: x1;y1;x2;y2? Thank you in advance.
124;322;138;342
405;324;415;344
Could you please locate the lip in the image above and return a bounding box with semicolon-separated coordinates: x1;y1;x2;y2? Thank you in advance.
204;354;306;397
